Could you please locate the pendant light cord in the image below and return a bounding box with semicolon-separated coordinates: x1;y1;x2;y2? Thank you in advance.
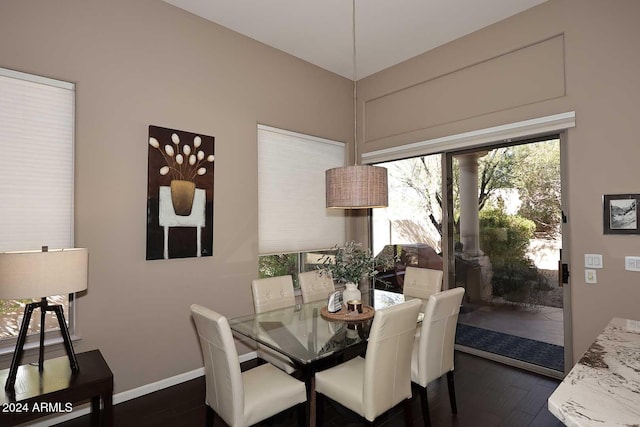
352;0;358;166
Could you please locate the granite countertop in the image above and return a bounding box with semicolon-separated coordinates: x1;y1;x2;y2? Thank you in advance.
548;317;640;427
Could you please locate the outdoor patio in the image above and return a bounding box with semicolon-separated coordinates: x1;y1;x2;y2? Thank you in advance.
458;302;563;347
455;280;565;374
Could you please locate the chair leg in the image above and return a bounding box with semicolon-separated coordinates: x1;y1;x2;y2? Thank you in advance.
316;392;324;427
446;370;458;414
297;402;306;427
419;386;431;427
205;405;215;427
403;398;414;427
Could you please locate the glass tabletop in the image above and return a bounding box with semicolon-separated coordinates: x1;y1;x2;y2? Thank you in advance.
228;288;424;367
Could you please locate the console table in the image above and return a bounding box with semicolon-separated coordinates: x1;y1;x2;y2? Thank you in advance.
548;317;640;426
0;349;113;426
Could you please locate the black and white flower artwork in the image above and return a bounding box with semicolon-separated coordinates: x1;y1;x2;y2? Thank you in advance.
146;125;215;260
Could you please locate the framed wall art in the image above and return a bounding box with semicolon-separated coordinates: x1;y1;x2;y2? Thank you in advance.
603;193;639;235
146;125;215;259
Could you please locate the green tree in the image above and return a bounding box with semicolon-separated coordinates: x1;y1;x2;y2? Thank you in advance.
258;254;297;279
512;140;561;237
384;138;560;240
477;147;521;210
391;155;442;233
459;142;560;234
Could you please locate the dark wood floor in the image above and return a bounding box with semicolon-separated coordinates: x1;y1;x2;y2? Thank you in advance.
55;352;562;427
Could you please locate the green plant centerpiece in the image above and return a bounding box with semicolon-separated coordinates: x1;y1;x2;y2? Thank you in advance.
319;241;396;285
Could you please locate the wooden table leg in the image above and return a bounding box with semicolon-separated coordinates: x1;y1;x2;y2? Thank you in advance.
90;392;113;427
303;375;316;427
103;391;113;426
90;396;101;426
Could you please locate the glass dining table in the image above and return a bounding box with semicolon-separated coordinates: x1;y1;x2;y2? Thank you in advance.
228;288;425;426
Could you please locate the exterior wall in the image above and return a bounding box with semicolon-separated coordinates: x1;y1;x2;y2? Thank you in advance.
357;0;640;361
0;0;352;392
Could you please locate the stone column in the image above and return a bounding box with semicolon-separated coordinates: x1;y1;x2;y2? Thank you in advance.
456;151;493;302
457;152;486;257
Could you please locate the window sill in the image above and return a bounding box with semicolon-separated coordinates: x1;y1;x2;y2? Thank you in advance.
0;335;82;363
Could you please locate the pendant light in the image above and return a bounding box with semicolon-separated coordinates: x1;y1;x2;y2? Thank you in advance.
326;0;388;209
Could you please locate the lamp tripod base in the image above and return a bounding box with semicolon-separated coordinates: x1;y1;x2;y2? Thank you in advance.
4;297;79;392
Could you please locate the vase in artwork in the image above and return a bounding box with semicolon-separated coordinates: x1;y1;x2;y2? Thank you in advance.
342;282;361;305
170;180;196;216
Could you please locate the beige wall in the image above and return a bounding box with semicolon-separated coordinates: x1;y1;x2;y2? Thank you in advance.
0;0;352;392
357;0;640;361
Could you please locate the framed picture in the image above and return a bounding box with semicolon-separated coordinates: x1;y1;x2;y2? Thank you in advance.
146;125;215;260
603;194;639;234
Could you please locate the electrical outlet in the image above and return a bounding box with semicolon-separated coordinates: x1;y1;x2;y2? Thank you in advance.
585;269;597;284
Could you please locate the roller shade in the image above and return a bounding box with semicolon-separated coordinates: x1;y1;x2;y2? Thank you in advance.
258;125;345;254
0;68;75;251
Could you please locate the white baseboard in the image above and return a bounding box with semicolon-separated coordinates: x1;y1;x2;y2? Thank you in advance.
25;351;258;426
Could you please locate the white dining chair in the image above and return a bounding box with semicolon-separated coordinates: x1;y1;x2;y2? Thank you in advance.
251;275;296;313
298;270;335;304
251;275;297;374
314;299;422;425
190;304;307;427
411;287;465;427
403;266;443;300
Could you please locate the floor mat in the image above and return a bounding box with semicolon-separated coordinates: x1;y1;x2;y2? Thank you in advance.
455;323;564;372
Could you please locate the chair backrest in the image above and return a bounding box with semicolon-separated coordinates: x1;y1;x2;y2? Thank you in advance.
298;270;335;304
251;275;296;314
403;266;443;300
190;304;244;427
362;298;422;421
414;287;465;387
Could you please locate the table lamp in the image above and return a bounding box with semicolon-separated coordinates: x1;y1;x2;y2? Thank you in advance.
0;247;88;392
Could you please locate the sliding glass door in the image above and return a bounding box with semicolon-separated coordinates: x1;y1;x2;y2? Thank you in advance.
372;154;443;291
372;135;566;376
447;136;564;376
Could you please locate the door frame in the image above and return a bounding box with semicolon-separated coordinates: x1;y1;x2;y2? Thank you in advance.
363;112;576;376
559;131;573;374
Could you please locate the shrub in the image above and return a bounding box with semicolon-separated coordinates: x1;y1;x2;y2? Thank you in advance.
479;208;542;304
479;208;535;262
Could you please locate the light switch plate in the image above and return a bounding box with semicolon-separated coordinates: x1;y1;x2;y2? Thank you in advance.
625;256;640;271
585;269;597;284
585;254;603;269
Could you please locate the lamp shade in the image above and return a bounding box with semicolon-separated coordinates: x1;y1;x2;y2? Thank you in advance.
0;248;88;300
326;165;388;209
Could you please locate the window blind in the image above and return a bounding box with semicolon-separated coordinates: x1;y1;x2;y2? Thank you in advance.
258;125;346;255
0;68;75;251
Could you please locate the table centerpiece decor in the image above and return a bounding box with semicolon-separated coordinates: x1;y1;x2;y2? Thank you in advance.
319;241;396;299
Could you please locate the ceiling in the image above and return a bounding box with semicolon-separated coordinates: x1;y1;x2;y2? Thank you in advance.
162;0;548;80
